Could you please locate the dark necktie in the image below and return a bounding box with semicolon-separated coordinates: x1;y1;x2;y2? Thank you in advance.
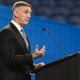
20;29;29;48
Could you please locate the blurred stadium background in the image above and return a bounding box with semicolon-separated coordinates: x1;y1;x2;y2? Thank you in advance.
0;0;80;71
1;0;80;25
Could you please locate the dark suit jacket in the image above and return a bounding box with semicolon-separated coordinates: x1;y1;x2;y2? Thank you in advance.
0;22;34;80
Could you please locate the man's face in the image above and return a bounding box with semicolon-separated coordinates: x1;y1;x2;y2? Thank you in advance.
14;6;32;26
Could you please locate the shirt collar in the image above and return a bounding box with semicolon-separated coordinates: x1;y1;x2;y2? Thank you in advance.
11;20;23;31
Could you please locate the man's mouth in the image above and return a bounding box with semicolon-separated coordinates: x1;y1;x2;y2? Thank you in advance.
25;19;29;22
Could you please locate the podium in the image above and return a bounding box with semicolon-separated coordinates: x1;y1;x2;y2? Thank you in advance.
32;52;80;80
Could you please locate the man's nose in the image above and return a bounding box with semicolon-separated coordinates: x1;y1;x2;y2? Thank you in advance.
27;13;31;18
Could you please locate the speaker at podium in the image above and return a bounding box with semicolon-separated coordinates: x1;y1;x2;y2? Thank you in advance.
31;52;80;80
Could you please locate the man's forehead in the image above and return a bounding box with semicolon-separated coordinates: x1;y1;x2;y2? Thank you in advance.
18;6;31;11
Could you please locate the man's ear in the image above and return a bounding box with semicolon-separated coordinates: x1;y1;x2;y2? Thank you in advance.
14;10;18;18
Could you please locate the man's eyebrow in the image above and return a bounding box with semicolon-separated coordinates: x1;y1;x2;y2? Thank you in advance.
25;10;32;12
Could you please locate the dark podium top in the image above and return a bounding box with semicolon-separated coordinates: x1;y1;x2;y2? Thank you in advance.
31;52;80;80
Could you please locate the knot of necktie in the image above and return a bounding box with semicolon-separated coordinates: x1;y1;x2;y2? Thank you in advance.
20;29;29;48
20;29;26;38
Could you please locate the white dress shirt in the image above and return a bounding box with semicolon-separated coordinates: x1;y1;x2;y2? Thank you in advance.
11;20;23;36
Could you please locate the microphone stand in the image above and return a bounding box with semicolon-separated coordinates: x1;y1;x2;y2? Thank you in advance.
42;28;66;56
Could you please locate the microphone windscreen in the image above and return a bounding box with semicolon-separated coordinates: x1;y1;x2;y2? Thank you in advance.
42;28;46;31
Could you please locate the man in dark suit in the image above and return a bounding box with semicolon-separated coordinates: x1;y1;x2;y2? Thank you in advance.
0;1;45;80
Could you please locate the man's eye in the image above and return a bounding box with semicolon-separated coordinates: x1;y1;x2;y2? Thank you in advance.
25;12;28;13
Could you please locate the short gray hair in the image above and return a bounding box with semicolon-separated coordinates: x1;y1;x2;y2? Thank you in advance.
12;1;32;11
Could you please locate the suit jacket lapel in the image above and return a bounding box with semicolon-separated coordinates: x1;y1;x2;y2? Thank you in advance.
9;22;28;54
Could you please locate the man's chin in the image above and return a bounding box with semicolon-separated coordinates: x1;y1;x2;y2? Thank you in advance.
23;23;28;26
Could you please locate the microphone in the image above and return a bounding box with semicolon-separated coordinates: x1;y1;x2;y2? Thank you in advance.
42;27;66;56
42;28;46;31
